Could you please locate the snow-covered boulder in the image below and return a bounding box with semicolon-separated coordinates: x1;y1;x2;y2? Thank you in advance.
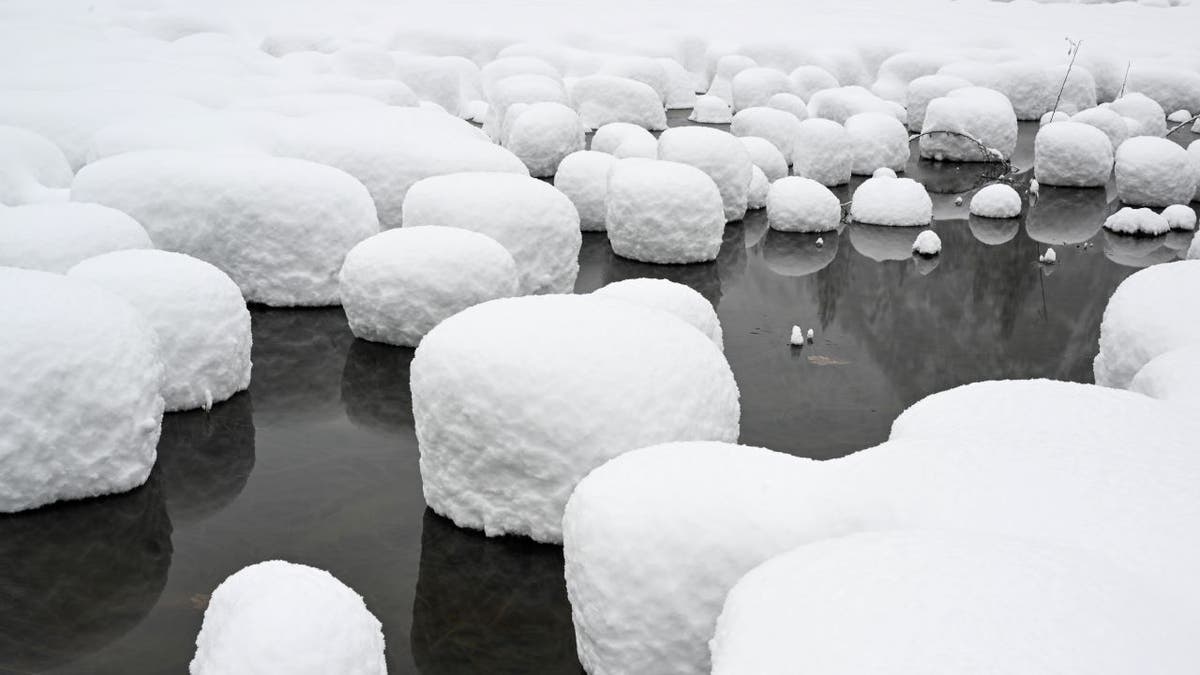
904;74;971;133
1045;63;1098;114
592;278;723;349
0;203;153;273
190;560;386;675
481;57;561;101
920;87;1017;161
0;125;73;204
484;73;567;140
658;127;754;222
1115;137;1199;207
1104;207;1170;236
731;67;790;112
850;176;932;226
844;112;910;175
590;122;656;155
338;226;518;347
1130;346;1200;403
765;92;808;120
688;95;733;123
1163;204;1197;231
598;57;668;103
554;150;618;231
912;229;941;256
0;268;163;512
1034;121;1114;187
411;295;740;543
969;183;1022;219
402;172;581;294
656;57;698;109
708;54;757;104
71;151;379;306
568;75;666;131
739;137;788;181
1071;106;1131;152
1095;260;1200;388
730;106;801;158
767;177;841;233
605;159;726;263
1108;93;1167;137
791;118;852;187
747;166;769;210
67;250;250;412
1128;66;1200;118
996;61;1056;120
808;86;897;125
503;102;584;177
612;134;659;159
788;65;839;102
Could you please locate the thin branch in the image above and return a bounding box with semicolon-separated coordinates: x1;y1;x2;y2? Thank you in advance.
1166;111;1200;137
1051;38;1082;118
908;129;1013;172
1118;61;1131;99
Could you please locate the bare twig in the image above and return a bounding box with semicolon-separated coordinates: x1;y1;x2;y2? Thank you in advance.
1051;38;1082;118
1166;111;1200;137
908;130;1013;172
1118;61;1131;99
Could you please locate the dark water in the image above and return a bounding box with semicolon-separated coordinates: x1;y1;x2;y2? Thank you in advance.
2;116;1197;675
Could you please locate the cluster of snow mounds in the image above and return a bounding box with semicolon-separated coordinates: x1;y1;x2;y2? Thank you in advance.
1095;260;1200;389
339;227;518;347
553;150;618;231
767;177;842;233
71;151;380;306
731;67;790;112
569;75;667;131
502;102;584;177
689;95;733;124
1103;207;1170;236
1108;93;1167;138
920;87;1018;162
401;172;581;294
808;86;900;125
68;250;251;412
606;159;726;263
730;107;801;159
1070;106;1131;152
484;72;568;141
1115;137;1200;207
710;531;1191;675
190;561;386;675
1128;66;1200;123
0;203;153;273
844;112;909;175
850;176;932;226
791;118;852;187
969;183;1022;219
707;54;758;104
411;294;740;543
658;127;754;222
592;278;724;349
1034;121;1114;187
0;125;73;204
0;268;163;512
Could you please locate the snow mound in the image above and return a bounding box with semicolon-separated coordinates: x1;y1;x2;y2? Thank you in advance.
658;126;754;222
747;165;769;210
844;112;910;175
1191;140;1200;203
1045;63;1098;114
657;58;698;110
600;56;668;103
484;73;568;141
0;267;163;512
1130;346;1200;403
590;122;656;155
809;86;897;125
739;136;788;182
592;278;723;349
190;560;386;675
708;54;757;104
339;226;518;347
68;250;251;412
1104;206;1170;236
503;102;584;177
969;184;1022;219
1108;93;1167;137
788;65;840;102
1115;136;1199;207
730;106;801;159
0;202;153;273
850;176;932;226
1034;121;1114;187
689;94;733;123
1128;66;1200;118
554;150;618;231
401;172;580;294
71;151;379;306
569;75;667;131
1071;106;1131;153
767;176;842;233
904;74;971;133
612;134;659;159
606;159;726;263
912;229;941;256
996;61;1056;120
0;125;73;204
731;67;790;112
412;295;740;543
792;118;852;187
1164;204;1197;231
920;87;1017;161
765;92;808;120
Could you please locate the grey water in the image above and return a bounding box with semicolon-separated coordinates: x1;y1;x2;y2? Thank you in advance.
1;116;1197;675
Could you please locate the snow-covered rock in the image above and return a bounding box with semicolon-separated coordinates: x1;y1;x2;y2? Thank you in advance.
1115;137;1199;207
0;202;153;273
1034;121;1114;187
481;57;561;101
484;73;568;140
920;87;1018;161
658;127;754;222
1095;260;1200;388
71;151;379;306
739;137;788;181
969;183;1022;218
67;250;250;412
1167;109;1193;124
1040;247;1058;264
1128;66;1200;118
730;106;801;159
0;125;73;204
1071;106;1131;152
656;57;697;110
590;122;656;155
996;61;1056;120
791;118;852;187
190;560;386;675
767;177;841;233
747;165;769;210
1108;93;1167;137
599;57;668;103
1045;63;1098;114
339;226;517;346
1163;204;1197;231
0;267;163;512
904;74;971;133
731;67;790;112
688;95;733;123
708;54;757;104
592;278;723;349
1040;111;1071;126
850;176;932;226
911;229;941;256
844;112;910;175
765;92;808;120
503;102;584;177
1104;206;1171;236
788;65;840;102
605;159;726;263
1130;346;1200;403
568;75;667;131
402;172;580;294
411;295;740;543
554;150;618;231
808;86;898;125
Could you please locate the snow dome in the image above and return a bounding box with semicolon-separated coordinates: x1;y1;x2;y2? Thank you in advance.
612;135;658;159
0;203;153;273
996;61;1055;120
1130;346;1200;404
1045;63;1098;114
920;87;1017;161
1163;204;1197;232
747;166;769;211
339;226;519;347
850;176;932;226
553;150;618;231
0;268;163;512
788;65;840;102
590;122;656;155
765;92;808;120
656;57;697;109
1034;121;1114;187
707;54;758;104
767;177;842;233
912;229;941;256
658;127;753;222
503;102;584;177
600;56;668;103
791;118;852;187
605;159;726;264
1071;106;1131;152
411;295;740;543
568;75;667;131
730;106;802;159
484;73;567;141
1127;66;1200;120
688;94;733;124
967;184;1020;219
1104;207;1171;236
844;112;910;175
739;136;788;182
402;172;580;294
904;74;971;132
71;151;379;306
1108;93;1167;138
592;278;723;349
731;67;790;112
0;125;73;204
190;560;386;675
808;86;897;125
1115;137;1199;207
67;250;251;412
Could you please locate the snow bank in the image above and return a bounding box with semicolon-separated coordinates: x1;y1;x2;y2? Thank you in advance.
809;86;898;125
0;202;153;273
1034;121;1114;187
920;87;1018;161
844;112;910;175
503;102;584;177
600;56;668;103
569;75;666;131
969;183;1022;218
657;57;697;109
658;126;753;222
484;73;568;140
1115;136;1199;207
689;94;733;123
0;267;163;512
730;106;801;159
412;295;740;543
850;176;932;226
592;278;723;349
791;118;851;187
68;250;251;412
0;125;73;204
767;177;841;233
997;61;1056;120
739;137;788;182
1128;66;1200;118
1045;62;1098;114
606;159;726;263
554;150;618;231
401;172;581;294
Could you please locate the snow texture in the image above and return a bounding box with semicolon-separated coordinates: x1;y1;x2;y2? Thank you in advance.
920;87;1018;161
1128;66;1200;117
707;54;757;104
503;102;585;177
1071;106;1131;153
658;126;753;222
1045;62;1097;114
809;86;898;125
605;159;726;263
765;92;809;120
569;75;667;131
904;74;971;133
1103;207;1170;236
0;202;153;273
791;118;852;187
731;67;790;112
1163;204;1197;231
592;278;723;349
1108;93;1167;137
969;184;1022;219
0;125;73;204
739;136;788;182
1130;346;1200;403
788;66;840;102
554;150;618;231
1034;121;1114;187
590;123;656;155
484;73;567;141
767;177;841;233
747;165;769;210
844;112;910;175
688;95;733;123
730;106;802;159
850;176;932;226
912;229;941;256
1115;137;1199;207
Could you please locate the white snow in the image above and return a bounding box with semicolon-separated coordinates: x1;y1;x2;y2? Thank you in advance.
850;176;932;226
1071;106;1131;153
1103;206;1171;236
402;172;581;294
969;184;1022;219
809;86;898;125
592;278;723;349
1127;66;1200;118
0;267;163;512
731;67;790;112
746;165;769;211
789;65;840;102
657;57;697;110
730;106;802;159
612;134;659;159
590;123;656;155
1163;204;1197;231
791;118;852;187
503;102;585;177
0;202;153;273
1130;346;1200;404
190;560;386;675
1040;247;1058;264
1108;93;1167;137
1045;62;1098;114
658;126;754;222
997;61;1056;121
553;150;619;231
1167;109;1193;124
67;250;251;412
1115;137;1199;207
739;136;788;182
412;295;739;543
1192;140;1200;203
765;92;808;120
920;87;1018;162
0;125;73;204
1034;121;1114;187
911;229;941;256
1040;111;1071;126
904;74;971;133
790;326;805;345
844;112;910;175
767;177;841;233
707;54;757;104
605;158;726;263
598;56;668;103
568;75;667;131
485;73;568;141
688;95;733;124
